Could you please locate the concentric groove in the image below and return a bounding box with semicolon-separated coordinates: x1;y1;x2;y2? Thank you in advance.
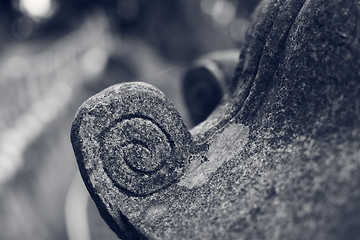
72;82;192;198
99;115;178;196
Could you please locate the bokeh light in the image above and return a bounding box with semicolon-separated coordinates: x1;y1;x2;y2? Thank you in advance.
19;0;55;20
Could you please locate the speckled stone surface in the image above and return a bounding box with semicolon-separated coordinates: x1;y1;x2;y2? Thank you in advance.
71;0;360;239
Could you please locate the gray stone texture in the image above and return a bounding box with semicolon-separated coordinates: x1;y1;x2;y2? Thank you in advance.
71;0;360;239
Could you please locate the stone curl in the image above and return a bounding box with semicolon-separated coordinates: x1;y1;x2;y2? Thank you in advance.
71;82;192;196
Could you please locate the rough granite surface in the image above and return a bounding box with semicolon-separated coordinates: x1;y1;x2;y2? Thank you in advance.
71;0;360;239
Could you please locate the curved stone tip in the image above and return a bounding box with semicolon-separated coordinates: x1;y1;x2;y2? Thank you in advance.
71;82;192;197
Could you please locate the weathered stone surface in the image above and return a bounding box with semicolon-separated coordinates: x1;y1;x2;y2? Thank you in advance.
71;0;360;239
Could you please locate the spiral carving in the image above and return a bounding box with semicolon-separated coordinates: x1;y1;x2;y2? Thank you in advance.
71;82;192;197
100;116;176;196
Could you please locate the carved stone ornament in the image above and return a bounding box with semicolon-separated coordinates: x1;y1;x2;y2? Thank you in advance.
71;0;360;239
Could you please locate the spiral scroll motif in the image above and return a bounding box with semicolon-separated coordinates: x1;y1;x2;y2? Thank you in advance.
100;116;178;196
72;82;192;197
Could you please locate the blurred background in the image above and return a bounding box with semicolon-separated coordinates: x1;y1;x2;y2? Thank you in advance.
0;0;260;239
